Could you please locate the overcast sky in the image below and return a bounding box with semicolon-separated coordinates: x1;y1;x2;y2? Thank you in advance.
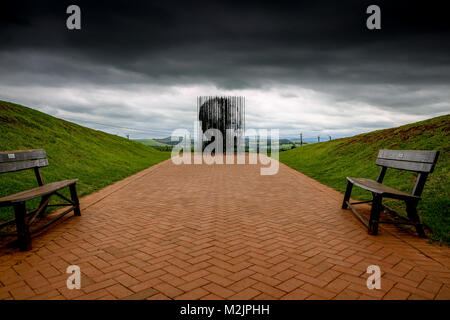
0;0;449;139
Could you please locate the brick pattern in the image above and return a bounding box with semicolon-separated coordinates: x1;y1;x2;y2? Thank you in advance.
0;157;449;300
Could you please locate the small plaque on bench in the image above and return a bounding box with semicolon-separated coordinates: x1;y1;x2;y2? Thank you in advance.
8;154;15;159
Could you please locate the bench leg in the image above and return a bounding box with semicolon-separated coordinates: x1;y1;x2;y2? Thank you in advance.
342;181;353;209
368;195;382;235
405;200;426;238
38;195;51;218
69;184;81;216
14;202;32;251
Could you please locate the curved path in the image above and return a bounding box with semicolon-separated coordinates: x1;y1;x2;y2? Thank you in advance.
0;157;449;300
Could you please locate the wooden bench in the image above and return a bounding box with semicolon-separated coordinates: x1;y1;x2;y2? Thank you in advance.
0;149;81;251
342;149;439;237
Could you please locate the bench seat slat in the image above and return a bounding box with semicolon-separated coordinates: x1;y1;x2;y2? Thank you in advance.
0;179;79;205
346;177;419;200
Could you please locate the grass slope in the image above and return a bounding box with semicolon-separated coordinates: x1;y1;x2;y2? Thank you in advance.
0;101;171;221
280;115;450;243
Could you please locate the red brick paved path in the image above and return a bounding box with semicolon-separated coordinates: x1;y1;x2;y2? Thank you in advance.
1;157;449;300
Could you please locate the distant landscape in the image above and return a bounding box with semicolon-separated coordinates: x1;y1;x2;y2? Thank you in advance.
134;138;174;151
135;137;309;152
1;100;448;243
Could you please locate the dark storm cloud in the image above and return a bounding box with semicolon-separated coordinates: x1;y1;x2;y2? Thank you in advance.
1;0;449;86
0;0;449;138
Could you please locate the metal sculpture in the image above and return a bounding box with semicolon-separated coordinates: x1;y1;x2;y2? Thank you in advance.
197;96;245;153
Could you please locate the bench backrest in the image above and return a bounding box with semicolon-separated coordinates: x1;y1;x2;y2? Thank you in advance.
0;149;48;175
376;149;439;173
375;149;440;197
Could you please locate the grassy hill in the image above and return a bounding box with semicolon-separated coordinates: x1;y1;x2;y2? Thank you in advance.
279;115;450;244
0;100;171;221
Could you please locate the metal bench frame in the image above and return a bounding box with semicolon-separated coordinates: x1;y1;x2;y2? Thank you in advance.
342;149;440;237
0;149;81;251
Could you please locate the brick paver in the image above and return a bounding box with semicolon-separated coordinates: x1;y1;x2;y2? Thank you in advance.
0;156;449;300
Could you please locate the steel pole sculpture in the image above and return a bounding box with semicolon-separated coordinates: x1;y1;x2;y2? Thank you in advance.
197;96;245;153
